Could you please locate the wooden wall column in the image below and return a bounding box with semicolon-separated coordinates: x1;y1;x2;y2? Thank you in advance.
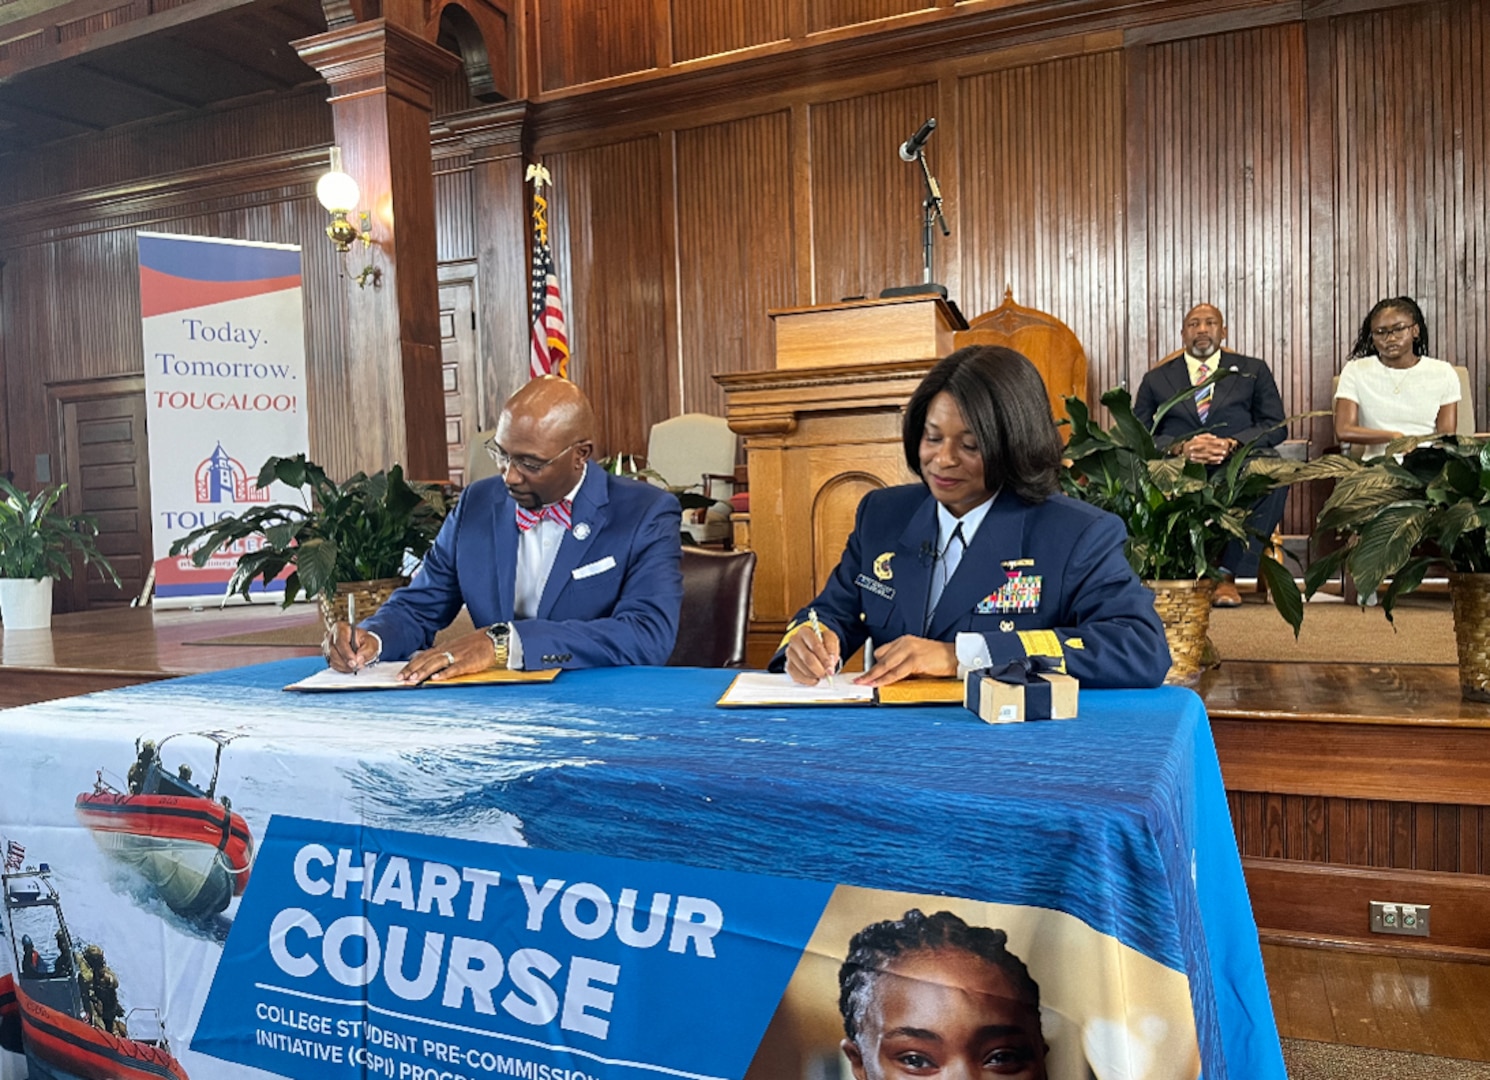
294;22;460;480
446;103;531;424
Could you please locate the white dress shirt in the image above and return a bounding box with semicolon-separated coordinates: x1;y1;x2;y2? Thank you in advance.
507;465;589;668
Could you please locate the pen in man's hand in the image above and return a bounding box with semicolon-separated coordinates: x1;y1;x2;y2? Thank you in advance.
348;594;359;676
808;607;835;688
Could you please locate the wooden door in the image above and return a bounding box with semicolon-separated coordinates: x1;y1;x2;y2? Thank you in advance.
440;279;480;486
51;377;152;611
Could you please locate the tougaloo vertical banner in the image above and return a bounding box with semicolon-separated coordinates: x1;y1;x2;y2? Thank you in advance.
138;232;311;605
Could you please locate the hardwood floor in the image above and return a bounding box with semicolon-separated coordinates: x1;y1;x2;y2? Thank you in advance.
1264;943;1490;1060
0;604;320;706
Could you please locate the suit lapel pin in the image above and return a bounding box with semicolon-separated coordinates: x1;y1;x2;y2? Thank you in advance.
573;522;591;540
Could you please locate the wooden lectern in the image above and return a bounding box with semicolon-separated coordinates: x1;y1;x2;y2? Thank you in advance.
715;295;965;667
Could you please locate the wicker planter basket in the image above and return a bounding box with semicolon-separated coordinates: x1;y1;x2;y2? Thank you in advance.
1450;572;1490;702
1147;578;1216;687
318;577;408;635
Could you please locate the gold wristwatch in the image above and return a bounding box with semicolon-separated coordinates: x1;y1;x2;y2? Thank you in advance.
484;623;510;669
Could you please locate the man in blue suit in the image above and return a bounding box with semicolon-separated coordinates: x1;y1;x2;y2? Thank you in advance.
1133;303;1288;607
327;377;683;680
774;346;1169;690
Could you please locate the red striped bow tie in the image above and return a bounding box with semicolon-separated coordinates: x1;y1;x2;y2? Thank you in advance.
515;499;573;532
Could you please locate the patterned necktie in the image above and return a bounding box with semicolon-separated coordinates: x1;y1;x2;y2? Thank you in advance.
1194;362;1212;422
515;499;572;533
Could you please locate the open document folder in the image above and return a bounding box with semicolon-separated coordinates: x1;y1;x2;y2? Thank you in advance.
715;671;962;707
285;665;560;692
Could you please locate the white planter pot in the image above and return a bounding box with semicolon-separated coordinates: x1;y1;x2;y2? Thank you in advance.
0;577;55;630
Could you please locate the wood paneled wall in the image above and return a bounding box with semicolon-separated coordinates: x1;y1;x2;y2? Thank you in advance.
1140;24;1311;417
675;111;797;416
3;0;1489;520
672;0;790;62
1230;791;1490;875
959;51;1127;394
1329;2;1490;413
506;0;1490;474
543;138;670;457
0;89;357;494
809;84;940;306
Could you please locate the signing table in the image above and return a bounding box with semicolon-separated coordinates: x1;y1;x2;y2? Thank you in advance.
0;661;1282;1080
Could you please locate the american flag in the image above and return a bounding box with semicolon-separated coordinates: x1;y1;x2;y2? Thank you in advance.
4;839;23;871
527;164;570;380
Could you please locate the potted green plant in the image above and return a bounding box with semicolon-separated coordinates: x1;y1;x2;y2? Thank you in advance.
168;454;450;628
0;477;121;629
1304;435;1490;699
1061;384;1311;684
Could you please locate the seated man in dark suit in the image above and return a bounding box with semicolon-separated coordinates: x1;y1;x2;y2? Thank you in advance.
326;376;684;680
1134;303;1287;608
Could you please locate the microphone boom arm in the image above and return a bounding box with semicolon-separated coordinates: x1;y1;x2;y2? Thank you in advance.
912;148;950;285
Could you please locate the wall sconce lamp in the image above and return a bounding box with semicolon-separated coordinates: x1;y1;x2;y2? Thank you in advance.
316;146;381;288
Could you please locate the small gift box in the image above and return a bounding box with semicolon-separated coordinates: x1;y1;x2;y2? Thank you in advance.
964;658;1079;723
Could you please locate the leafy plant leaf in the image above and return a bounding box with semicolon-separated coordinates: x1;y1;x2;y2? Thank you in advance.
166;456;450;605
1257;557;1303;638
1348;504;1426;598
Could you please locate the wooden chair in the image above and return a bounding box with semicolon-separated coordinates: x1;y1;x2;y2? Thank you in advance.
953;287;1089;431
666;546;757;668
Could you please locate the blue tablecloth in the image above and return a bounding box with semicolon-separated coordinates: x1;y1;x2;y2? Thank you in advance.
0;660;1283;1080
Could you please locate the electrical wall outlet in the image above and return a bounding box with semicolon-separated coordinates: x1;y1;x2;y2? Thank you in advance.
1370;900;1430;937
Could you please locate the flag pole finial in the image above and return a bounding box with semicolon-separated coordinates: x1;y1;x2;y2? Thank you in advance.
525;163;552;190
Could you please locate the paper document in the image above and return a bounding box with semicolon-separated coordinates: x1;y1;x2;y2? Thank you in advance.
716;671;875;707
285;665;560;692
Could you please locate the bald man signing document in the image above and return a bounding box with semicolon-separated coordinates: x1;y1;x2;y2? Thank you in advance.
326;377;683;681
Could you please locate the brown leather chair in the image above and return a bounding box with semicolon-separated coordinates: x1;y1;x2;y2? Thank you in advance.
667;546;757;668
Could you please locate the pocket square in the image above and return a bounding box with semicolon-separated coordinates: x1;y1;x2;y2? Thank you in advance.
572;555;617;579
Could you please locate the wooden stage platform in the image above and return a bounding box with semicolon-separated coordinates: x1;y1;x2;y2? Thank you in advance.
3;608;1488;961
0;605;319;707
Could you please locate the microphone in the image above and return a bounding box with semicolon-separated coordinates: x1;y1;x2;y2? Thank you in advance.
919;540;936;566
899;118;937;162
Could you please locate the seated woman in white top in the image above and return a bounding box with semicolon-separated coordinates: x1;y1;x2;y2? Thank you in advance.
1334;296;1460;459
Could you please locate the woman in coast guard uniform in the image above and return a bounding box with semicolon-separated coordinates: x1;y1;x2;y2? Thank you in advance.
771;345;1170;689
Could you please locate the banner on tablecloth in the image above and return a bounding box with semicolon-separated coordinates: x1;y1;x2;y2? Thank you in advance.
0;679;1206;1080
138;232;310;605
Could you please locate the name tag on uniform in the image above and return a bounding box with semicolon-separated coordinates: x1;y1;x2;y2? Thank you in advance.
572;556;616;579
855;574;895;601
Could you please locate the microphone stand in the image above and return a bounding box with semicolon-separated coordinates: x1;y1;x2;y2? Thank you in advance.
882;145;954;301
914;149;950;287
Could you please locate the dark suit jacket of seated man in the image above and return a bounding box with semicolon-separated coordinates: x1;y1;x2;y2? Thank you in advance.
361;467;683;668
1134;349;1286;454
1133;305;1288;582
334;376;684;678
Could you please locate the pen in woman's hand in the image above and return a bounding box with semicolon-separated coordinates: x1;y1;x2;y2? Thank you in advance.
808;607;835;688
348;594;359;675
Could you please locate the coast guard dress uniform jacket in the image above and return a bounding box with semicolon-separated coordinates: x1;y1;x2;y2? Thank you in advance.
362;466;683;668
769;485;1170;689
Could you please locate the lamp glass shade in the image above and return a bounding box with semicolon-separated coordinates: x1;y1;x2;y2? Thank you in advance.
316;170;360;214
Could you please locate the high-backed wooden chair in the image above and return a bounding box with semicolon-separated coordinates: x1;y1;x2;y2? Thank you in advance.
953;287;1089;430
